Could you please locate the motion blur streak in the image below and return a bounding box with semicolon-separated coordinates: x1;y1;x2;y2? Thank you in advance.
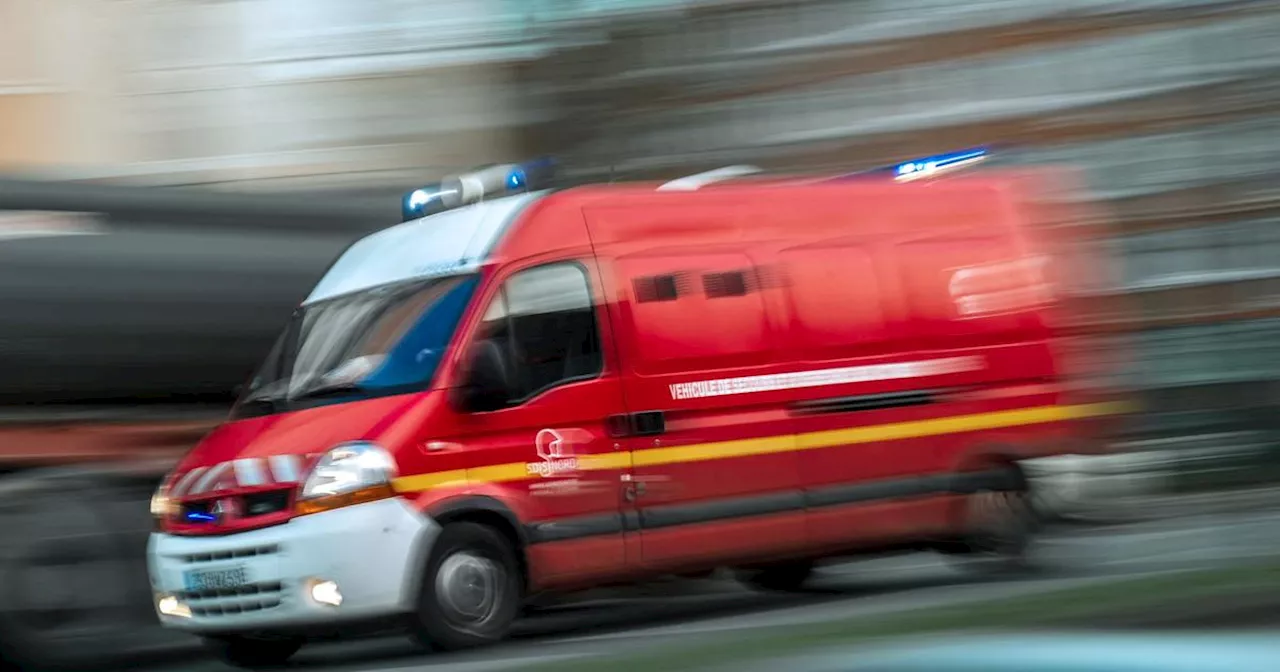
0;0;1277;670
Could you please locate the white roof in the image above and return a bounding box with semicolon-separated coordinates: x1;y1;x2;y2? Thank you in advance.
304;192;543;305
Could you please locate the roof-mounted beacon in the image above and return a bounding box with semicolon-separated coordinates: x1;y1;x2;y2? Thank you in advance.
400;157;556;222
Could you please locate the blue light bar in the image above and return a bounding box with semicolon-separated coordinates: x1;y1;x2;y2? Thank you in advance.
822;147;991;184
400;183;452;222
510;156;555;191
400;157;557;222
892;147;988;181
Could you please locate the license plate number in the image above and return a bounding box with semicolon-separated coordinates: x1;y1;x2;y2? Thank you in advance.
183;566;249;592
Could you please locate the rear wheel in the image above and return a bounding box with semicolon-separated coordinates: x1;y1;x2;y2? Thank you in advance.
944;470;1039;574
736;560;814;592
201;635;303;669
409;522;521;651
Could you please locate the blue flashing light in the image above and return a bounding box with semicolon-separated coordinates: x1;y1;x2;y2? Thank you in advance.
892;147;988;180
506;168;527;190
823;147;990;183
408;189;433;209
184;511;217;523
401;183;450;222
511;156;555;191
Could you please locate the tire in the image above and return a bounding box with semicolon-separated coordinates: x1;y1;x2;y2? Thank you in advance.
944;468;1040;575
409;522;521;652
201;635;303;669
736;560;814;592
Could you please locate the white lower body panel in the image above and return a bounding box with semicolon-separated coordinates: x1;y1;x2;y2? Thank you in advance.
147;497;438;634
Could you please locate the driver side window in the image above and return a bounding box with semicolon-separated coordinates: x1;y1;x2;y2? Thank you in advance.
477;262;603;406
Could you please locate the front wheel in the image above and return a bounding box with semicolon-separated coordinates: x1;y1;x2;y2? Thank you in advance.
409;522;521;652
201;635;303;669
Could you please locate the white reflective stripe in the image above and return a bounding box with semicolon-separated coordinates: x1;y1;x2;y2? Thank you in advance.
668;356;985;401
190;462;230;495
233;458;267;487
171;467;206;497
658;165;762;191
269;455;301;483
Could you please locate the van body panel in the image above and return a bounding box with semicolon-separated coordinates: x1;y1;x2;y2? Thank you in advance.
570;179;1071;563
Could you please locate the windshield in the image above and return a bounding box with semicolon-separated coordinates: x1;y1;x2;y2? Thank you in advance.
233;274;479;418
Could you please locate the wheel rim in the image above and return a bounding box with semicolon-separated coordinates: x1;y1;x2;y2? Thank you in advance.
435;552;505;629
967;488;1030;555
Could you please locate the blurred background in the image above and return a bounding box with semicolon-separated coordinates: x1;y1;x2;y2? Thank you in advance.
0;1;1277;670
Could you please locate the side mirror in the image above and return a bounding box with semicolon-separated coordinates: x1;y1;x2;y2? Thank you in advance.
454;340;512;413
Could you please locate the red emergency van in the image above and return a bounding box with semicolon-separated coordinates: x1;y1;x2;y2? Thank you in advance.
147;154;1124;667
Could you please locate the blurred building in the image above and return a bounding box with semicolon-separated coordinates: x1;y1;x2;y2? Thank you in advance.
1;0;1277;443
0;0;577;195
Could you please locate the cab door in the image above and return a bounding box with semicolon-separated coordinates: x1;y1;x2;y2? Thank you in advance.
432;258;632;586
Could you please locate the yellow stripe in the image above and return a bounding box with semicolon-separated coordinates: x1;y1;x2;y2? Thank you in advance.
392;445;638;492
582;452;634;471
393;402;1126;493
632;435;796;467
467;462;530;484
795;403;1107;451
394;468;469;492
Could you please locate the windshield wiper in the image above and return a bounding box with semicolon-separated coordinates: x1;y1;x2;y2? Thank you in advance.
290;380;365;402
233;393;282;418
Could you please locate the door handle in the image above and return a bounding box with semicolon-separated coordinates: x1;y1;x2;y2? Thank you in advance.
622;477;660;502
622;471;668;502
606;411;667;438
423;441;464;453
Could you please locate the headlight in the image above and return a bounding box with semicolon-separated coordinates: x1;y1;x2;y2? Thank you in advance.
150;480;176;528
297;442;398;516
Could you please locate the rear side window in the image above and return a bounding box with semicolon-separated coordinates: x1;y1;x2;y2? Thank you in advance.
476;263;603;403
633;274;682;303
619;253;775;375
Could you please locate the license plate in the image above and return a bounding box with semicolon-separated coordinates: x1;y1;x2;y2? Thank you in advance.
183;566;250;592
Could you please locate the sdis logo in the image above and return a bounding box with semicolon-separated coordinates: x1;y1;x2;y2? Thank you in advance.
526;428;583;477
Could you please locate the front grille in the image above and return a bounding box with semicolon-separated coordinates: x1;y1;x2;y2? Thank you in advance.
179;488;292;526
243;490;292;516
181;544;279;565
182;581;285;617
167;543;288;618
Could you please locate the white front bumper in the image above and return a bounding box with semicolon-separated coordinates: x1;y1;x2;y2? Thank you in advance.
147;497;439;634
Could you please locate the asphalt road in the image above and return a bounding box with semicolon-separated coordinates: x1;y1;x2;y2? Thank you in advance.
146;507;1280;672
